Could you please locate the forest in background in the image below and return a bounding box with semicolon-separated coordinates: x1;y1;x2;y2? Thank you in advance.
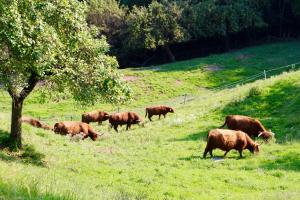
86;0;300;67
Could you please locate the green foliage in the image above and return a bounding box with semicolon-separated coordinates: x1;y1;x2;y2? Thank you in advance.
87;0;128;49
126;1;187;50
181;0;266;39
120;0;152;7
0;0;130;105
248;86;263;97
291;0;300;18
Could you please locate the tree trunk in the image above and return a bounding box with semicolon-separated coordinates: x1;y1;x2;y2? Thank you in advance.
7;72;39;149
10;98;24;149
163;45;175;62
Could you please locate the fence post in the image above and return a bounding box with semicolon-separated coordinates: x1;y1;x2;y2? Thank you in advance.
70;116;73;121
117;107;120;113
183;94;187;104
264;70;267;80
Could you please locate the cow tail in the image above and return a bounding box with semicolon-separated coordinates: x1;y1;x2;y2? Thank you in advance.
219;117;227;128
145;109;148;118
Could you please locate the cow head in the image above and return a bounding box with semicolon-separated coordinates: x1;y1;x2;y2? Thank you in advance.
90;133;98;141
53;123;61;133
103;112;110;121
249;143;260;154
81;114;88;123
168;107;174;113
136;119;145;127
258;131;274;142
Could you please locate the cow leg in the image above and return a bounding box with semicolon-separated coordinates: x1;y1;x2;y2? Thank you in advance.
203;148;208;158
163;114;166;118
239;150;243;158
113;125;118;132
159;114;161;119
98;121;102;125
126;123;130;130
209;150;213;157
148;115;152;121
224;150;230;157
203;148;212;158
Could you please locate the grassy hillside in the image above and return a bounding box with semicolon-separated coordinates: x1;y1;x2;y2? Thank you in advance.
1;41;300;199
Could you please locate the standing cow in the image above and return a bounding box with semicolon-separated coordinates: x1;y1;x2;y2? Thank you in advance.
109;112;143;132
54;121;101;141
145;106;174;121
203;129;260;158
81;110;109;125
220;115;274;141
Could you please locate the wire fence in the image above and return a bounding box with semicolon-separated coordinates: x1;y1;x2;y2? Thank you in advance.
1;61;300;123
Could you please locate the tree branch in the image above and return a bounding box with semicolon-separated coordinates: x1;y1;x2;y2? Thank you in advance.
19;72;39;101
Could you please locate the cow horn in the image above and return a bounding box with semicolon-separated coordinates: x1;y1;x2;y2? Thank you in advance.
258;132;263;137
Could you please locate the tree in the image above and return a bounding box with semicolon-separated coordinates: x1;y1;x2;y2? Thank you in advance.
181;0;266;49
87;0;128;50
0;0;130;149
126;1;187;62
291;0;300;18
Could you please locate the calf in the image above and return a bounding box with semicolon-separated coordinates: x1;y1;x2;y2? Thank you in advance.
203;129;260;158
220;115;274;141
145;106;174;121
54;121;101;141
81;110;109;125
109;112;143;132
22;117;53;131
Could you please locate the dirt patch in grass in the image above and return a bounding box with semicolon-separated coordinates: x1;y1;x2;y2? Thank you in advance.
204;65;224;72
235;54;255;61
123;76;139;82
175;80;182;85
96;147;117;154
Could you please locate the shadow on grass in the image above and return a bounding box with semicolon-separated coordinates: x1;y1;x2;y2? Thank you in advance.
0;129;46;167
0;180;75;200
169;130;209;142
260;152;300;172
221;81;300;143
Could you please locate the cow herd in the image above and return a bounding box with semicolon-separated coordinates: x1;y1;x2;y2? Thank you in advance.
22;106;274;159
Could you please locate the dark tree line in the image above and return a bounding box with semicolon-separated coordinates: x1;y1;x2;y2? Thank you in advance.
87;0;300;67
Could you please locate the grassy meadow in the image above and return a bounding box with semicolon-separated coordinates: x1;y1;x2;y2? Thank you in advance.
1;40;300;199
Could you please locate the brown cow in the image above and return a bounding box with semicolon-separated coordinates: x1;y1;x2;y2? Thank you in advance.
203;129;260;158
53;121;101;141
109;112;143;132
145;106;174;121
220;115;274;141
22;117;53;130
81;110;109;125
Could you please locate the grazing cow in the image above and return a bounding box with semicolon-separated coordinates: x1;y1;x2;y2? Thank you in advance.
22;117;53;130
145;106;174;121
109;112;143;132
219;115;274;141
53;121;101;141
81;110;109;125
203;129;260;158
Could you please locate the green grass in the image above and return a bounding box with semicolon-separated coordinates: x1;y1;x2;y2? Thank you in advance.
1;40;300;199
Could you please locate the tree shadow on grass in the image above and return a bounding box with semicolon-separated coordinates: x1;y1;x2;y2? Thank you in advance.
220;81;300;143
260;152;300;172
0;180;75;200
168;129;210;142
0;129;46;167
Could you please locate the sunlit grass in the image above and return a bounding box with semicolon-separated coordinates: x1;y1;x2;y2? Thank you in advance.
1;41;300;199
